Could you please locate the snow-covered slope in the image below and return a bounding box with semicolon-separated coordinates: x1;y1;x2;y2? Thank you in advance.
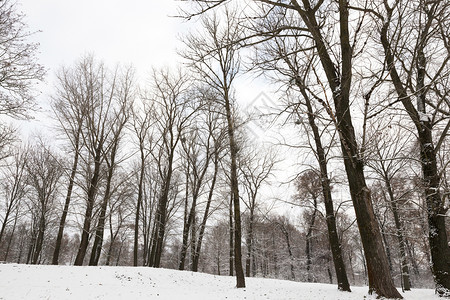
0;264;437;299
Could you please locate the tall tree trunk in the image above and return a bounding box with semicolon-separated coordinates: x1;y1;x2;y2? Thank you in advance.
381;227;393;273
384;179;411;291
150;161;173;268
190;214;197;270
31;214;45;265
229;194;234;277
88;195;108;266
280;224;295;281
296;2;401;296
305;197;317;283
380;11;450;294
296;82;351;291
89;146;118;266
134;152;145;266
142;197;153;266
419;127;450;296
26;222;37;264
192;153;219;272
52;127;81;265
74;146;102;266
179;168;196;270
148;219;157;267
224;88;245;288
245;209;254;277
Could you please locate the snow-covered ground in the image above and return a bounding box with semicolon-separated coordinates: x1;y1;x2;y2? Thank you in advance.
0;264;437;299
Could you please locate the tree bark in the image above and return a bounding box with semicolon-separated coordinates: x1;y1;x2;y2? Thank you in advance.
224;84;245;288
74;145;102;266
52;126;81;265
229;194;234;277
279;223;295;280
305;197;317;283
297;82;351;291
380;8;450;294
134;150;145;266
245;210;254;277
192;152;219;272
295;1;401;297
385;179;411;291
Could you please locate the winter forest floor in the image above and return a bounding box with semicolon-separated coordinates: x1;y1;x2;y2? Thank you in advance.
0;264;438;300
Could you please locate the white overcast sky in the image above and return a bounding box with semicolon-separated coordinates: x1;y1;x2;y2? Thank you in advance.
20;0;183;78
18;0;267;122
16;0;195;130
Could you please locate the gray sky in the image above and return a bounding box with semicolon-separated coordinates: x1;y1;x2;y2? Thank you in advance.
16;0;195;133
18;0;265;121
20;0;183;78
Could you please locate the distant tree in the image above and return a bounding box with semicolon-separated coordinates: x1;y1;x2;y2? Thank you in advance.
294;170;321;283
239;148;276;278
366;120;414;291
274;216;297;281
25;142;63;265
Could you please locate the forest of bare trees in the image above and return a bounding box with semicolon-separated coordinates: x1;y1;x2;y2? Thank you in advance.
0;0;449;298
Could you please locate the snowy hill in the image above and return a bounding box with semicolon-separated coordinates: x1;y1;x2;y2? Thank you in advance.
0;264;437;299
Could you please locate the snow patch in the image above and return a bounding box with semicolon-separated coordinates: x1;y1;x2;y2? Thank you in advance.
0;264;439;299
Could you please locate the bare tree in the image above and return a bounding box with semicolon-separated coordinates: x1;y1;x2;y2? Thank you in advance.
293;170;321;283
178;88;226;271
131;101;154;266
0;146;28;246
26;142;63;264
147;68;195;268
191;98;228;272
253;36;351;290
50;62;89;265
183;1;400;296
366;120;415;291
239;147;276;278
181;9;246;288
72;56;133;265
105;174;134;266
88;67;134;266
0;0;45;119
373;0;450;294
